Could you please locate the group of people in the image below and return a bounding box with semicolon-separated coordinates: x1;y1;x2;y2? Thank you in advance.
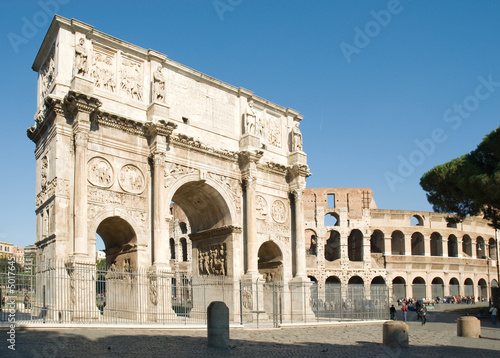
390;300;427;325
439;295;477;304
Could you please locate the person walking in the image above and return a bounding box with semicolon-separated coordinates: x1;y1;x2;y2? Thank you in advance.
402;303;407;322
390;304;396;320
419;304;427;325
489;306;497;325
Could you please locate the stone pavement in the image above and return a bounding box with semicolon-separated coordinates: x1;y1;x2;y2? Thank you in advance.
1;308;499;357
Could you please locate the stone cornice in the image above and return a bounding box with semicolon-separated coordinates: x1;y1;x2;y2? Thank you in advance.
27;96;64;143
288;163;311;178
171;134;239;160
36;234;56;250
64;91;102;116
96;111;145;136
189;225;242;241
144;120;177;139
257;161;289;176
238;150;264;167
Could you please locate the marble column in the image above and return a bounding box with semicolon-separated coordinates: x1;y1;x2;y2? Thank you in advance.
244;177;258;274
73;120;89;257
152;150;168;266
293;189;306;278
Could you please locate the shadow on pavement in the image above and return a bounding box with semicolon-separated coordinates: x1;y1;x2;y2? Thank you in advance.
1;328;499;358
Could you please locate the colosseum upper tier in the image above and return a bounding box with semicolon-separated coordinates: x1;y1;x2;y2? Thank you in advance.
302;187;498;301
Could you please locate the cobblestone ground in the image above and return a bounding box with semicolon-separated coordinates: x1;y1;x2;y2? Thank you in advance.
1;308;499;357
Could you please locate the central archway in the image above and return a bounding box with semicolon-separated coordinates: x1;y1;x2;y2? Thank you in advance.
168;179;236;279
171;180;233;233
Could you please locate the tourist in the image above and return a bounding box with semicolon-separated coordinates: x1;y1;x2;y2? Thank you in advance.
489;306;497;325
24;293;31;309
390;304;396;320
402;303;407;322
419;304;427;325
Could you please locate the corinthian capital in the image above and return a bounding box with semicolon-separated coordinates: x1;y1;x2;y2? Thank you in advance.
151;151;166;167
74;131;89;147
242;175;257;190
292;188;304;201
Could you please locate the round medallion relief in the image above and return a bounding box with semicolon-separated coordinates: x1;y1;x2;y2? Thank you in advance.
119;164;145;194
271;199;287;223
88;157;113;188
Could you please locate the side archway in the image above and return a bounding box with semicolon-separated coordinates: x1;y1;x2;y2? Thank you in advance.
258;241;283;282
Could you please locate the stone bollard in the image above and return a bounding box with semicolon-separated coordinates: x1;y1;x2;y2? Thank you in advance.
383;321;409;348
457;316;481;338
207;301;230;348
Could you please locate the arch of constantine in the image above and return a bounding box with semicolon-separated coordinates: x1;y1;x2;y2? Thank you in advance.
27;16;498;323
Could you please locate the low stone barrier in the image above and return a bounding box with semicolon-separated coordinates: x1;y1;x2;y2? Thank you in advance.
207;301;230;348
383;320;409;348
457;316;480;338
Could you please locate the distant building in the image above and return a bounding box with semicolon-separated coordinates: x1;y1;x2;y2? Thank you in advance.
24;244;38;266
0;241;14;260
96;250;106;261
13;246;25;266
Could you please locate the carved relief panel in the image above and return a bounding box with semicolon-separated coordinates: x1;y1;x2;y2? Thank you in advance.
88;157;114;188
256;195;290;239
198;243;227;276
164;163;198;187
256;195;268;219
120;55;143;101
91;43;117;93
40;44;55;101
266;112;282;148
271;199;287;223
119;164;145;194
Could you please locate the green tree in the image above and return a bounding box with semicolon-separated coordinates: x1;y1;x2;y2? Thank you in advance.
420;125;500;230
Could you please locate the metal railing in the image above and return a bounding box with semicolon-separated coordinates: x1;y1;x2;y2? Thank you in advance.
0;260;389;326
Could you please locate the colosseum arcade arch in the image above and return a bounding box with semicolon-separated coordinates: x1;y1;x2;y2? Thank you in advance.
464;278;474;297
430;232;443;257
431;277;444;299
325;276;341;303
348;229;363;261
370;230;384;254
462;235;472;257
449;278;460;296
478;279;488;300
448;235;458;257
391;231;405;255
392;277;406;300
325;230;341;261
412;277;426;299
411;232;425;256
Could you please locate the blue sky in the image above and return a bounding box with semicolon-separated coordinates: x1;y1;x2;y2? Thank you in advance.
1;0;499;248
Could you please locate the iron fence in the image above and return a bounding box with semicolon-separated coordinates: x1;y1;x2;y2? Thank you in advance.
0;260;389;326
